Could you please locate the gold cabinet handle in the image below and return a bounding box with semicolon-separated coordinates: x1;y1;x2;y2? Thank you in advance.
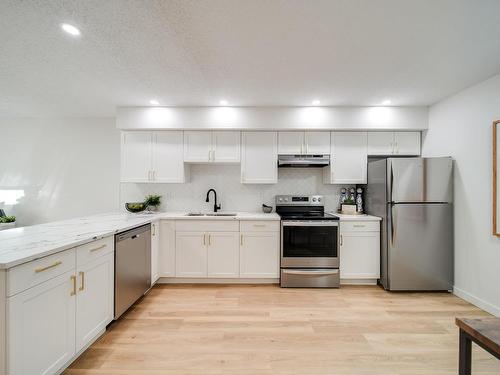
70;275;77;296
340;235;343;246
240;234;243;246
152;224;156;236
353;224;366;228
203;233;206;246
90;244;106;252
208;234;212;246
35;261;62;273
79;271;85;291
253;224;266;227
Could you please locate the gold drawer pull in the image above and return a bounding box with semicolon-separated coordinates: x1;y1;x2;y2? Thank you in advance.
79;271;85;291
35;261;62;273
240;234;243;246
353;225;366;228
70;275;77;296
253;224;266;227
90;244;106;252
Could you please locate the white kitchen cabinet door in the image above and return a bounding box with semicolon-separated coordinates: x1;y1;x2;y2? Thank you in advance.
240;232;280;278
394;132;421;155
75;252;114;352
207;232;240;278
212;131;240;163
121;131;152;182
241;132;278;184
151;221;160;284
304;132;330;154
7;270;76;375
278;132;304;154
340;231;380;280
325;132;367;184
184;131;212;162
159;220;176;277
153;131;187;183
175;232;207;277
367;132;394;155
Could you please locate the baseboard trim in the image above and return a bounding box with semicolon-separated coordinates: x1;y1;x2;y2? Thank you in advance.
453;286;500;317
157;277;279;284
340;278;378;285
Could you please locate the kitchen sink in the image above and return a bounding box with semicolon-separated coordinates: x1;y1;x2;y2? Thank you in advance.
186;212;237;217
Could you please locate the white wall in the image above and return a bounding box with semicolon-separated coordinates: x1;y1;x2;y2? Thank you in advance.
422;73;500;316
0;118;120;226
117;106;428;130
120;165;347;213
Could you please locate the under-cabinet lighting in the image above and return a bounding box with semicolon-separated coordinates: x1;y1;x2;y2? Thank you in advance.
149;99;160;106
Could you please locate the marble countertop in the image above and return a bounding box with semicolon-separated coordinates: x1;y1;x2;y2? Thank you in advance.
330;213;382;221
0;211;280;270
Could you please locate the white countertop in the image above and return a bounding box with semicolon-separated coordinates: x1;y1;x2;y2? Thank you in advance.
330;213;382;221
0;211;280;270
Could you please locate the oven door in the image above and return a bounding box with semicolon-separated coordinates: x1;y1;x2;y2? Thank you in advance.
281;221;339;268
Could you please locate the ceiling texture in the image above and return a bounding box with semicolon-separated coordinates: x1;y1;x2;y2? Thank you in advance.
1;0;500;117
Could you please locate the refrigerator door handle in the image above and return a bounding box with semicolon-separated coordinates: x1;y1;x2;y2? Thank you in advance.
390;162;394;203
390;204;397;246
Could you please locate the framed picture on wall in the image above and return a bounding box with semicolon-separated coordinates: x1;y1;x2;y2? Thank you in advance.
492;120;500;236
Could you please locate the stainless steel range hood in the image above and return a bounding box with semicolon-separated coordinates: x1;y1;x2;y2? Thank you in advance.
278;154;330;168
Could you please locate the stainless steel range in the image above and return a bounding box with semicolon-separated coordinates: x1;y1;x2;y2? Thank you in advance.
276;195;340;288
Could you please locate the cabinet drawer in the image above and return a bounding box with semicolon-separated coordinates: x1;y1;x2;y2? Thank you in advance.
76;236;114;265
7;248;76;297
240;221;280;232
341;221;380;232
175;220;239;232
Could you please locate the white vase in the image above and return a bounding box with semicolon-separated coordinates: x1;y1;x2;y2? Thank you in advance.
0;222;16;231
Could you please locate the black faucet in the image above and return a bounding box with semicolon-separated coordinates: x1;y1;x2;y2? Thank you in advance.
205;189;221;212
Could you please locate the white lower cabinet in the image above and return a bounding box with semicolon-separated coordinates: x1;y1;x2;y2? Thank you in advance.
175;231;207;277
151;220;160;285
207;232;240;278
339;221;380;284
239;232;280;278
75;251;114;352
7;271;76;375
5;237;115;375
159;220;176;277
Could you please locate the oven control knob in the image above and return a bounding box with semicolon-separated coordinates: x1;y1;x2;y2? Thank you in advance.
284;197;289;202
312;197;317;202
278;197;283;202
317;197;322;202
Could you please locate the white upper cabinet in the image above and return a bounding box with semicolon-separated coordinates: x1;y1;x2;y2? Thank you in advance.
278;132;304;154
153;131;187;183
304;132;331;154
212;131;241;163
121;132;152;182
278;131;330;155
394;132;421;155
183;131;212;162
367;131;420;156
121;131;187;183
184;131;240;163
324;132;368;184
241;132;278;184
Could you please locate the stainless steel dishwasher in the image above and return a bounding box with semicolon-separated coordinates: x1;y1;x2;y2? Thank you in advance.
114;224;151;319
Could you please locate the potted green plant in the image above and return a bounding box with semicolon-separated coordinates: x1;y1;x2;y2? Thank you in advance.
0;215;16;230
144;194;162;212
341;198;357;214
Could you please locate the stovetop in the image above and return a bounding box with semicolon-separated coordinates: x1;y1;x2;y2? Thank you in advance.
275;195;339;221
278;213;339;221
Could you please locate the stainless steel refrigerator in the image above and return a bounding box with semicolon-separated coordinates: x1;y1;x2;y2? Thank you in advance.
366;157;453;291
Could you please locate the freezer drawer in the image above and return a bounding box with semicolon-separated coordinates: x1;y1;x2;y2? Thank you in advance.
386;203;453;291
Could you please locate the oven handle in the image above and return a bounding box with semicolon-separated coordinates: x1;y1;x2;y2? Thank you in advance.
282;221;338;227
282;269;339;276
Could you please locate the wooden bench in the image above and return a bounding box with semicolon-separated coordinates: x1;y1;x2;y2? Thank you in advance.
455;317;500;375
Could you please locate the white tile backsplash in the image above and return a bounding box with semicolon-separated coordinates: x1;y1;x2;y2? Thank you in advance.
120;165;349;213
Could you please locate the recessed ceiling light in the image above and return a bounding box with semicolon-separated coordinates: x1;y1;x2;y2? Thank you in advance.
219;99;228;106
61;23;81;36
149;99;159;106
382;99;392;105
312;100;321;106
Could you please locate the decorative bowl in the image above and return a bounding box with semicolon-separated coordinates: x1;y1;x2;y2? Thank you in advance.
125;202;146;213
262;204;273;213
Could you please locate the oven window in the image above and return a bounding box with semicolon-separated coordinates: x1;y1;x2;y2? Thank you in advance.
282;225;338;257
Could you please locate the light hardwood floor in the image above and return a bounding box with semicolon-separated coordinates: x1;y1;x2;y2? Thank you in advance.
65;284;500;375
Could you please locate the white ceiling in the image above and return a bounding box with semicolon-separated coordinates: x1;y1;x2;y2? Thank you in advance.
2;0;500;117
